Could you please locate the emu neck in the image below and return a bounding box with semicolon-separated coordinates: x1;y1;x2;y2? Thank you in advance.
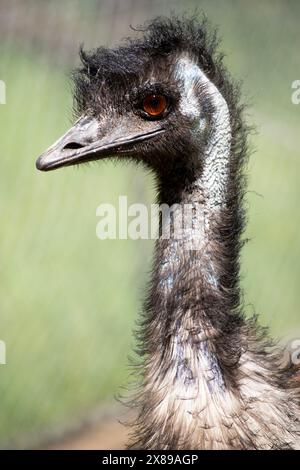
134;65;244;448
150;55;238;374
136;166;243;448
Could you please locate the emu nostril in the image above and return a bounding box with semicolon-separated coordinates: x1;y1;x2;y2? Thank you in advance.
63;142;84;150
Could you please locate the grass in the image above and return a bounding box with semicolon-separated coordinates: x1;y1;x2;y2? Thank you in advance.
0;0;299;447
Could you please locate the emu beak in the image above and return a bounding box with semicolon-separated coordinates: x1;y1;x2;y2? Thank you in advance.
36;115;165;172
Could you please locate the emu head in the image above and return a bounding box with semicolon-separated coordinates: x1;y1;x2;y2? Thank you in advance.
36;17;234;183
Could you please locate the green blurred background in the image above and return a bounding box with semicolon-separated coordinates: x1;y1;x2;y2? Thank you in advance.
0;0;299;449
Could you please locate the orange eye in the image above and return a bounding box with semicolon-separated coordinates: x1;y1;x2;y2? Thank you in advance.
142;94;168;118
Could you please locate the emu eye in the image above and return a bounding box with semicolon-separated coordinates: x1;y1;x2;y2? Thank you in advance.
142;94;168;118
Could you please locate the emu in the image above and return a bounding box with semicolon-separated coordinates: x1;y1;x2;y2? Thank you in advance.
36;16;300;449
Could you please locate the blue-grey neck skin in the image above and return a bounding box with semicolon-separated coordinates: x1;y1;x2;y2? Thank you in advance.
175;57;232;209
134;56;234;442
154;56;232;387
157;55;232;291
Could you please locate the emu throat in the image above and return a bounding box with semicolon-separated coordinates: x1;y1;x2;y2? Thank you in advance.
133;57;237;447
